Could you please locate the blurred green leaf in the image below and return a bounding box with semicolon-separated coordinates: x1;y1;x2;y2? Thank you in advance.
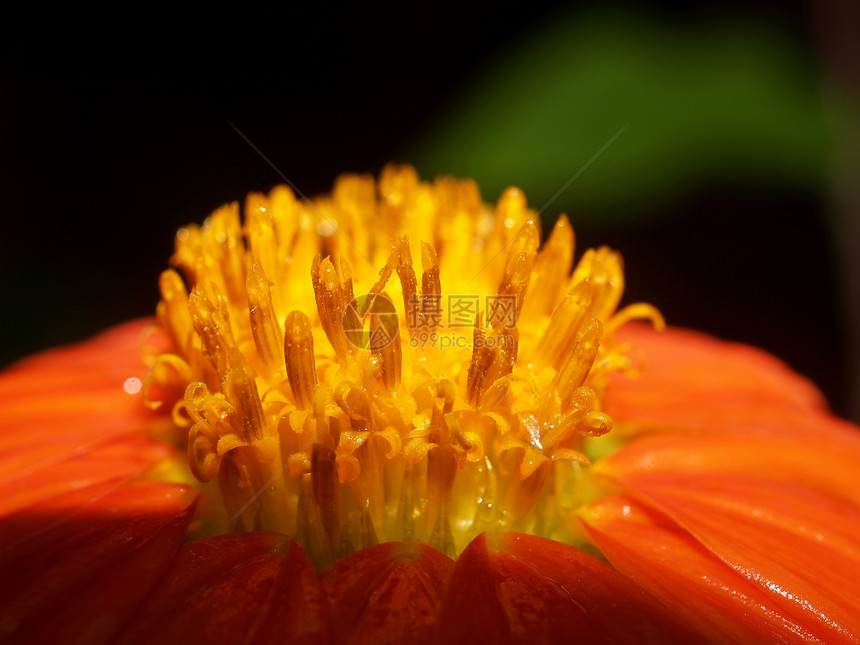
407;8;829;224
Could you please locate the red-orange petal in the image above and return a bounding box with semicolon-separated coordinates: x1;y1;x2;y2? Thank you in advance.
433;535;515;645
0;319;176;518
322;541;454;645
593;326;860;642
0;481;196;644
607;324;828;431
596;421;860;507
492;532;700;643
599;474;860;643
0;320;181;516
117;534;332;645
0;319;161;433
581;497;830;644
437;532;680;644
0;436;174;518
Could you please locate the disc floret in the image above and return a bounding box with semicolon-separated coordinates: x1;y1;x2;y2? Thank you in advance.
148;165;662;566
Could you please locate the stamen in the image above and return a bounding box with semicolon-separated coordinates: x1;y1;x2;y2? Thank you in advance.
157;269;193;353
284;311;316;410
525;215;575;317
532;280;593;371
151;165;660;564
497;251;532;324
247;263;283;376
571;247;624;323
395;236;419;334
371;302;402;389
553;318;602;406
221;348;266;443
311;443;341;561
312;255;350;361
421;242;441;330
187;288;233;376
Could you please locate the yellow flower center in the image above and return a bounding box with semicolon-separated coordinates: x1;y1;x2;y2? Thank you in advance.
148;164;662;566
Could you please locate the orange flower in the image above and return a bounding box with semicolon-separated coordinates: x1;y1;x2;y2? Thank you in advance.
1;166;859;644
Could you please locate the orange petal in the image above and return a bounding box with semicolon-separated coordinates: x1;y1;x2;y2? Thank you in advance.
322;541;454;645
492;532;700;643
603;474;860;643
596;424;860;506
118;534;331;645
581;497;832;644
0;435;173;518
0;319;174;488
590;324;860;642
0;319;181;523
0;318;163;420
435;533;619;644
0;319;160;396
607;324;828;431
0;481;196;644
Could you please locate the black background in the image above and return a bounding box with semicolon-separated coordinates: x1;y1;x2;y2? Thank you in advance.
1;2;848;415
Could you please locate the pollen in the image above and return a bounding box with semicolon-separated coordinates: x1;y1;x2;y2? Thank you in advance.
148;164;663;566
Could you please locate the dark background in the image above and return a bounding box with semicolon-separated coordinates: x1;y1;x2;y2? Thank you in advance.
2;2;857;418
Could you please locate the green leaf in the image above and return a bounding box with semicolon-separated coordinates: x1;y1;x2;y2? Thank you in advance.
407;9;829;224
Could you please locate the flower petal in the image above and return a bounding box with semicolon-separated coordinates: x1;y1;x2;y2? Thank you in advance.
0;319;174;502
597;474;860;643
433;535;517;644
118;533;331;644
434;532;694;644
491;532;700;643
587;324;860;643
0;436;173;518
581;497;829;644
0;481;196;644
322;541;454;645
607;324;828;431
596;422;860;506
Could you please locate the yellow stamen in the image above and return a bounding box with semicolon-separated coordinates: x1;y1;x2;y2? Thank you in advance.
149;164;660;566
284;311;316;410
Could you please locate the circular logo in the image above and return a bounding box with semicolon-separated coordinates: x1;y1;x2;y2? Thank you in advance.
342;293;399;351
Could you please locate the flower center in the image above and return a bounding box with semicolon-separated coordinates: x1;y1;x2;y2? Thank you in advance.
148;165;662;566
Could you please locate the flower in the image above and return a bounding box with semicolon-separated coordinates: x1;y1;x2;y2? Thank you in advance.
1;165;859;644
